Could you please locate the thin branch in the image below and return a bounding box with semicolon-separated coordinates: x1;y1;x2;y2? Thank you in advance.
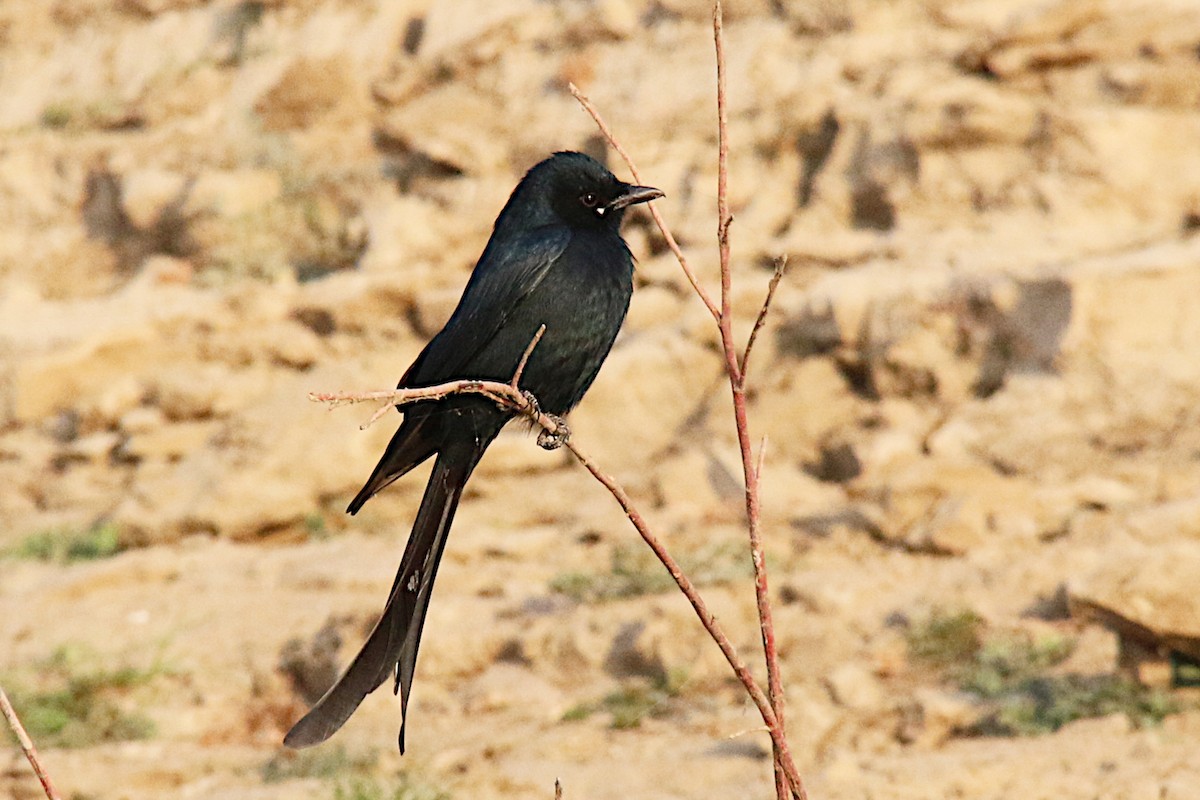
557;437;808;796
311;381;567;439
512;324;547;389
715;0;732;334
712;3;797;798
567;83;721;323
741;256;788;385
554;779;563;800
1;686;63;800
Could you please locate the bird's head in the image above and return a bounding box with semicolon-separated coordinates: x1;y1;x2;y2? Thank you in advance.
506;151;663;232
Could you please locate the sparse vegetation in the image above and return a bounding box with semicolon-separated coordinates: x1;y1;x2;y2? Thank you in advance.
333;775;451;800
562;667;690;729
971;674;1178;736
8;645;162;748
41;102;73;128
304;512;329;540
907;610;1181;736
905;609;985;670
550;543;749;602
7;522;123;564
261;745;378;782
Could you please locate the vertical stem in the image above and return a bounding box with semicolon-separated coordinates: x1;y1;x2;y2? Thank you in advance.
712;3;796;798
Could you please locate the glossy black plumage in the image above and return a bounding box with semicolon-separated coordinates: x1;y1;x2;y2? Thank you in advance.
284;152;662;751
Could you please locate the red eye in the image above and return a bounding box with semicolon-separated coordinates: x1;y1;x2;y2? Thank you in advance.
580;192;598;208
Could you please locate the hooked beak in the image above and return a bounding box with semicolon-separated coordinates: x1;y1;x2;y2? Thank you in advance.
604;184;665;213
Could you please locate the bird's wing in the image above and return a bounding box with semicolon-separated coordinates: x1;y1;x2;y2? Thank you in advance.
403;224;572;387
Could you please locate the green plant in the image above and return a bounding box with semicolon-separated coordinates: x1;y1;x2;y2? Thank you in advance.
907;614;1183;736
905;609;985;669
304;513;329;540
9;645;162;748
41;102;73;128
333;775;450;800
562;667;690;729
261;745;378;782
972;674;1178;736
959;632;1074;697
550;543;749;602
9;523;123;564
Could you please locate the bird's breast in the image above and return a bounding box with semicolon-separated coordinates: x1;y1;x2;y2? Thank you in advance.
501;232;634;413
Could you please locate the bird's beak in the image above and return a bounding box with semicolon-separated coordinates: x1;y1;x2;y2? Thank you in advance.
605;184;665;213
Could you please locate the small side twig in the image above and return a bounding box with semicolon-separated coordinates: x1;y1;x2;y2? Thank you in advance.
741;256;788;384
512;324;547;389
755;435;768;483
1;685;63;800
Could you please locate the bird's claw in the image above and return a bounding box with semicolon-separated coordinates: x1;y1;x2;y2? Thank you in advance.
537;415;570;450
520;390;542;419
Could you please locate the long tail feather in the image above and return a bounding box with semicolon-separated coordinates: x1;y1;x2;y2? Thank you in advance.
347;414;437;516
284;439;485;749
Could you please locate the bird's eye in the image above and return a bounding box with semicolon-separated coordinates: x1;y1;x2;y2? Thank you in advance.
580;192;598;208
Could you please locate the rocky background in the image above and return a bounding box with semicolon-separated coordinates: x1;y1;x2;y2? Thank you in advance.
3;0;1200;798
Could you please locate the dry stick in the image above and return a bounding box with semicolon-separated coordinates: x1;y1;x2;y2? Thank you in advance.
710;5;795;799
1;686;63;800
567;83;721;324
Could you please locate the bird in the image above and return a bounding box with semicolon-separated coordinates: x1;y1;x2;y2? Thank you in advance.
284;151;663;752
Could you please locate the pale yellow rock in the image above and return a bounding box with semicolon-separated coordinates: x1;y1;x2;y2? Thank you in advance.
124;420;219;461
826;662;884;710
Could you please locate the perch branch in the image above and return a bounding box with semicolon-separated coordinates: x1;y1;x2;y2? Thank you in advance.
310;360;804;797
1;685;63;800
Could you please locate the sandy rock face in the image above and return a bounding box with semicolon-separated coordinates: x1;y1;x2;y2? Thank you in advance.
3;0;1200;798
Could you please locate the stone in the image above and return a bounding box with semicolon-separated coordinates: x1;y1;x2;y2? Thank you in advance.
254;56;359;132
123;420;220;461
1069;542;1200;663
826;662;884;711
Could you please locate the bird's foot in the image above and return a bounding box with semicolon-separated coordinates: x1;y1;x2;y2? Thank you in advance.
537;415;570;450
520;390;542;420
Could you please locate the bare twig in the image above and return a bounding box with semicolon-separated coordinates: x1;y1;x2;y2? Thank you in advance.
1;686;63;800
741;257;788;384
512;324;547;389
311;381;567;439
567;83;721;323
554;779;563;800
362;400;395;430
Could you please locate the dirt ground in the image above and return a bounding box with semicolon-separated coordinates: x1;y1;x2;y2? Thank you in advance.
3;1;1200;798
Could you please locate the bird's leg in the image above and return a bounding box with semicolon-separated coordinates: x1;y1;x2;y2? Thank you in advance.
537;415;570;450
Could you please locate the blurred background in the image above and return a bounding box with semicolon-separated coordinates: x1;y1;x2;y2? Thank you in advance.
2;0;1200;798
